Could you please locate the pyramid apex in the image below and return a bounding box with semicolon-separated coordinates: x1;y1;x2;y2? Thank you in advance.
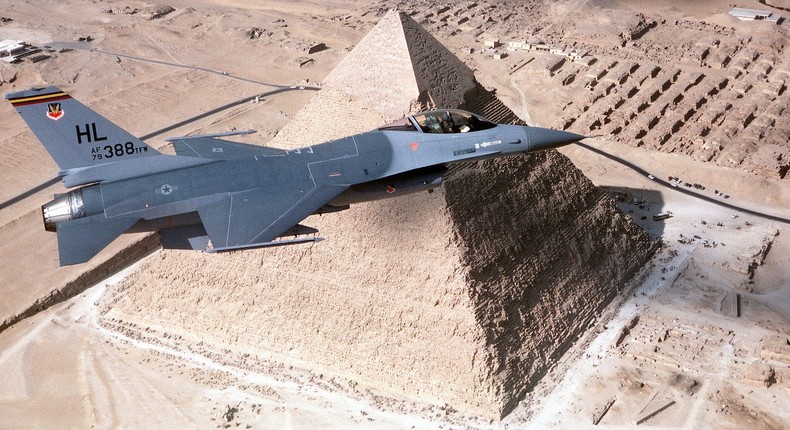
322;9;476;119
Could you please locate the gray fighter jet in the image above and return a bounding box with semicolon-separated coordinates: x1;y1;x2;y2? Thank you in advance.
6;86;584;265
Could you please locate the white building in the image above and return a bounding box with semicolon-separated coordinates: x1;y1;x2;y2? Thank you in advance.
728;7;782;24
0;39;36;63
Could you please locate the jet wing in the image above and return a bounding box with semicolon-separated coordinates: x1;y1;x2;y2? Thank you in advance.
169;136;287;160
197;184;349;251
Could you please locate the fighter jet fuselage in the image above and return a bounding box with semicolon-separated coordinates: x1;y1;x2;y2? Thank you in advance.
7;87;584;265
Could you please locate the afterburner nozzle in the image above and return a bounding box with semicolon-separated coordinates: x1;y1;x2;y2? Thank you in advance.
42;190;86;232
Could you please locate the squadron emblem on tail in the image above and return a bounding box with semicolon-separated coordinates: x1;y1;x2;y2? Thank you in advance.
46;102;64;120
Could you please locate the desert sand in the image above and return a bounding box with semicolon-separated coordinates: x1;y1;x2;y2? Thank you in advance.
1;0;788;428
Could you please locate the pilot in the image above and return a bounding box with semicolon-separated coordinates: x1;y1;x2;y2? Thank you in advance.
439;111;455;133
424;114;443;133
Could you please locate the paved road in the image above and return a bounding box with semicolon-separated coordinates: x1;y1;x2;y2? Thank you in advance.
509;75;532;126
575;141;790;225
49;42;292;88
137;86;319;140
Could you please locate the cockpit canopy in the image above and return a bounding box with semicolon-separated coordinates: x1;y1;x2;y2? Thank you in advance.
378;109;498;134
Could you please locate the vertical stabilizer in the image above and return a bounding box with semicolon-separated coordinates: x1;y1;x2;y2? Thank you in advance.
5;86;159;171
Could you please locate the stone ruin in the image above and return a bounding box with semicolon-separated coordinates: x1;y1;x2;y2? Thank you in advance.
103;11;655;418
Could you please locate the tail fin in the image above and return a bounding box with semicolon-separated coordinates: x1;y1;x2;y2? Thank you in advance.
5;86;159;171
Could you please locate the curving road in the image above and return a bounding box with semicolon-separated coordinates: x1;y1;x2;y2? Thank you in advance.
92;47;297;88
48;42;295;88
575;141;790;225
509;75;533;126
5;42;787;226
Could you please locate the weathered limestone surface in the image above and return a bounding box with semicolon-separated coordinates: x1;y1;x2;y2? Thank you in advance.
322;8;475;120
103;11;654;418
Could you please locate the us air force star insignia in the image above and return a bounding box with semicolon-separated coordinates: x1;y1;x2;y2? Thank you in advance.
158;184;175;195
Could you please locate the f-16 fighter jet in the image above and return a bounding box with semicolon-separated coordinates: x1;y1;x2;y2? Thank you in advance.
6;86;584;265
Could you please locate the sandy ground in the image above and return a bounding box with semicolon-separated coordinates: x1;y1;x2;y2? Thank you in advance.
1;0;789;428
0;263;468;429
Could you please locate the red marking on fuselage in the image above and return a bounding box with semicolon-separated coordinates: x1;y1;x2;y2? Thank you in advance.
410;142;419;151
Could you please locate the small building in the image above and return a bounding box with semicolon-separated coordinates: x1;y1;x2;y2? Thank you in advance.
578;56;597;66
483;38;499;49
307;42;328;54
565;50;587;62
507;40;527;51
0;40;29;63
531;43;551;52
728;8;782;24
504;38;590;65
526;55;566;77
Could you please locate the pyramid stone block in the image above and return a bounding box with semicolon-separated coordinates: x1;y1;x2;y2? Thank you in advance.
104;11;655;418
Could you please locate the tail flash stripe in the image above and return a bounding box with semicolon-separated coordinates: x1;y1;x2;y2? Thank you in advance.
8;92;72;107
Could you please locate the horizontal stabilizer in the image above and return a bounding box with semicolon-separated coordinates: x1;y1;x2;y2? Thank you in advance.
168;136;287;160
56;215;138;265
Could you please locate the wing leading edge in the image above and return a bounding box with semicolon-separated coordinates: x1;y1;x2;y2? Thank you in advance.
169;136;287;160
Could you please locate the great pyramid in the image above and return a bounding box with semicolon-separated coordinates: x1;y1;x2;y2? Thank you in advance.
103;11;655;418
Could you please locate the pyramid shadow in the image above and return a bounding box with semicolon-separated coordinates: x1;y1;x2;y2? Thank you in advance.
599;186;667;238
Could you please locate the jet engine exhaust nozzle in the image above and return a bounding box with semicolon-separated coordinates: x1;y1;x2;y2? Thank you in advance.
42;190;86;232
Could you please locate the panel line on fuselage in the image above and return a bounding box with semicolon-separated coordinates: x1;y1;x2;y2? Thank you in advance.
304;135;362;188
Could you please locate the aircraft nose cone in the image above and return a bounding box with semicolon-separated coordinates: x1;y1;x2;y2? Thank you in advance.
527;127;585;152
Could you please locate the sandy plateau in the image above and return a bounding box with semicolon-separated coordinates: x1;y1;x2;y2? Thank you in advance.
0;0;789;428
